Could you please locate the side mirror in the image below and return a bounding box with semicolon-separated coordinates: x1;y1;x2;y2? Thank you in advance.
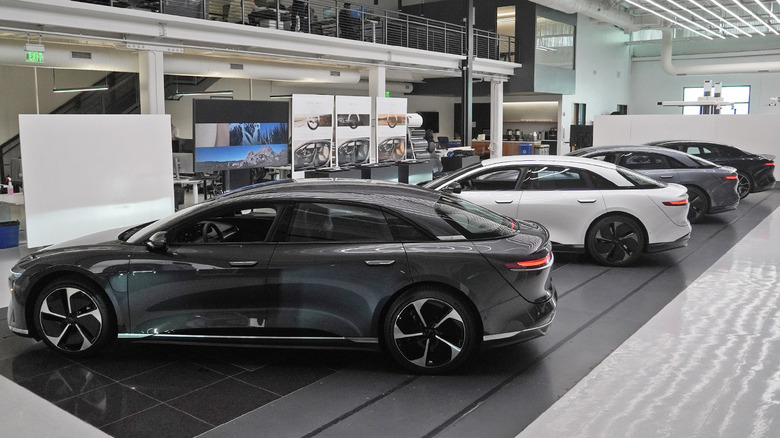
445;182;462;194
146;231;168;252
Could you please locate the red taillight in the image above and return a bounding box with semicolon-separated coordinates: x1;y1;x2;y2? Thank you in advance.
766;162;775;166
722;175;738;180
663;200;688;206
505;253;552;270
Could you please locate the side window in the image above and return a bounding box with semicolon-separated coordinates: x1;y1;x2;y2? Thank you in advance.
384;211;432;242
584;153;618;164
285;202;393;243
460;168;521;191
522;166;592;190
170;204;281;244
619;153;668;170
684;146;702;155
696;145;718;159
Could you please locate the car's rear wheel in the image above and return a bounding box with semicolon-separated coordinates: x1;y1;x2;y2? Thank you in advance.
737;172;752;199
586;215;645;267
383;287;479;374
33;277;114;358
686;187;709;223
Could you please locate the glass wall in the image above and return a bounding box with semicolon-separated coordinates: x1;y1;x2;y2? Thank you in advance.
535;16;575;70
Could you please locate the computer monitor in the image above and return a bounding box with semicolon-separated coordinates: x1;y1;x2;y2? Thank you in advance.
173;152;194;177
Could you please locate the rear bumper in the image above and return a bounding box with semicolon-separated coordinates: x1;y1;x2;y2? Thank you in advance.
647;232;690;253
480;291;557;349
709;199;739;214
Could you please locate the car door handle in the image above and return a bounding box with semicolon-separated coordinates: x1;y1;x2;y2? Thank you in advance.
659;175;674;179
229;261;258;267
365;260;396;266
494;200;514;204
577;199;597;204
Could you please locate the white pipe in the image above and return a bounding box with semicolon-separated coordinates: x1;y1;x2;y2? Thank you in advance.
661;29;780;75
529;0;635;30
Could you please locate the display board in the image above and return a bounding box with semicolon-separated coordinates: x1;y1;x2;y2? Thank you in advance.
593;114;780;157
193;100;289;172
291;94;335;177
376;97;408;163
335;96;372;167
19;114;174;248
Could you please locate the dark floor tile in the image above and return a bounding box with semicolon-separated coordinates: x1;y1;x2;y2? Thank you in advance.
56;382;159;428
100;404;211;438
168;377;278;425
121;361;226;402
0;345;75;381
18;364;115;403
235;359;336;396
80;342;179;381
201;346;293;372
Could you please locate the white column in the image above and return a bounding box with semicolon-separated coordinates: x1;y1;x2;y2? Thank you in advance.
368;66;386;163
490;79;504;158
138;50;165;114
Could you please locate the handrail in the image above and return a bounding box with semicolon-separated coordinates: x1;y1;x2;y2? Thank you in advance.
71;0;516;62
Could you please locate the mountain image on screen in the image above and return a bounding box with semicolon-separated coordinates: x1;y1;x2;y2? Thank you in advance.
195;122;290;171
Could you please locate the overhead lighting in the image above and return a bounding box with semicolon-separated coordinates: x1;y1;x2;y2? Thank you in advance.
709;0;766;35
750;0;780;34
53;85;109;93
664;0;738;37
687;0;752;37
170;90;233;98
644;0;721;39
730;0;778;35
625;0;713;39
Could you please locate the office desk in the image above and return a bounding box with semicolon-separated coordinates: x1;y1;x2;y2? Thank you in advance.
173;178;203;204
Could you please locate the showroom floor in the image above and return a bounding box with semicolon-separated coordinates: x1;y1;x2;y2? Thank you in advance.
0;188;778;438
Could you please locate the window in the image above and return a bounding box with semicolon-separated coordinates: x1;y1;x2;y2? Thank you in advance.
435;196;516;240
619;153;684;170
285;202;393;243
536;16;574;70
521;166;591;190
460;168;521;191
682;86;750;115
170;204;281;244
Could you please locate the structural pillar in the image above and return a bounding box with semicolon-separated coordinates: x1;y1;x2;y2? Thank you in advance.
490;79;504;158
368;66;386;163
138;50;165;115
461;0;474;146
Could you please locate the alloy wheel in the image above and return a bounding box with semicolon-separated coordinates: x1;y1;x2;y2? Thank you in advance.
592;219;641;265
687;189;708;223
392;298;465;368
737;173;751;199
38;287;103;353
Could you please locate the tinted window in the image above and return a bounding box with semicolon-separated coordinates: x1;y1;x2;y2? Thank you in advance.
619;152;669;170
285;202;393;243
385;210;432;242
460;168;521;191
521;166;591;190
170;204;281;244
583;153;619;164
434;196;516;240
616;167;666;188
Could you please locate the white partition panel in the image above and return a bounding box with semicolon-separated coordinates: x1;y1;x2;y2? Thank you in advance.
594;114;780;157
19;115;175;248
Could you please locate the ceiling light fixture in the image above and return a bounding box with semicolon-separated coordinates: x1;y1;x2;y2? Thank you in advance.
731;0;779;34
664;0;739;37
53;85;109;93
624;0;714;39
644;0;723;38
752;0;780;32
709;0;766;35
171;90;233;98
687;0;752;37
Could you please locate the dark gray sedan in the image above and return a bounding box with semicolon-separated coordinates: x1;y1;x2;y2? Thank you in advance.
7;179;556;375
569;145;739;223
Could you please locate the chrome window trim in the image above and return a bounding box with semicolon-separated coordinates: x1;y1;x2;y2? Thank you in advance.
118;333;378;343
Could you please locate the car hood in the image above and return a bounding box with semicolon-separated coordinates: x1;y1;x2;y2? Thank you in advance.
41;225;132;253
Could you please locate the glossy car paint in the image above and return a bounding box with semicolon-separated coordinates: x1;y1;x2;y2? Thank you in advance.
569;146;740;216
8;180;556;363
424;155;692;252
647;140;776;198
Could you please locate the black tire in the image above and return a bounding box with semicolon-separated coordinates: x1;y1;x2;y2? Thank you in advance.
382;287;479;375
33;276;115;358
586;215;645;267
686;186;709;224
737;172;752;199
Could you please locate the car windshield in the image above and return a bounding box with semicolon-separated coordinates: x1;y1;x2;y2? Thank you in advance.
423;162;483;189
435;194;517;239
124;201;215;244
616;167;667;188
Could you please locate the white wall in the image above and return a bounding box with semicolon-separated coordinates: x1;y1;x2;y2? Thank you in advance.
405;95;458;138
559;16;631;153
629;54;780;115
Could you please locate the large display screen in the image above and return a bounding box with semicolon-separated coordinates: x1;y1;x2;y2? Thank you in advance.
193;100;290;172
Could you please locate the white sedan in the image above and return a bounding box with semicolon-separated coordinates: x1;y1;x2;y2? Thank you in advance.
424;155;692;266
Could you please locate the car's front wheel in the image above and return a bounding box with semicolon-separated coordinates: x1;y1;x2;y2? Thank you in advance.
586;215;645;267
383;287;479;374
737;172;752;199
33;277;115;357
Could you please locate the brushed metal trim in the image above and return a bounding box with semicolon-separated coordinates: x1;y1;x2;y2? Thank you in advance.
118;333;379;343
9;325;28;335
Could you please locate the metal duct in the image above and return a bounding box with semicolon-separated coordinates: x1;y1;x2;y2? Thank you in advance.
529;0;635;31
661;29;780;75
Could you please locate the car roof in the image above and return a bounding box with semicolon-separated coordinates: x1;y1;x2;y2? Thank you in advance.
480;154;620;171
216;178;441;202
571;144;695;158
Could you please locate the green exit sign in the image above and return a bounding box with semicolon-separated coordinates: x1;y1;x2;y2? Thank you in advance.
26;51;44;63
385;91;391;97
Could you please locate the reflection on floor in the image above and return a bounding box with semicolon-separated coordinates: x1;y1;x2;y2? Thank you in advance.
0;189;777;438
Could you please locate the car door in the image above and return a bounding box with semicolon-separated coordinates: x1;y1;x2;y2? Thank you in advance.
265;201;411;338
515;165;607;246
127;202;280;335
451;166;523;218
618;151;681;184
